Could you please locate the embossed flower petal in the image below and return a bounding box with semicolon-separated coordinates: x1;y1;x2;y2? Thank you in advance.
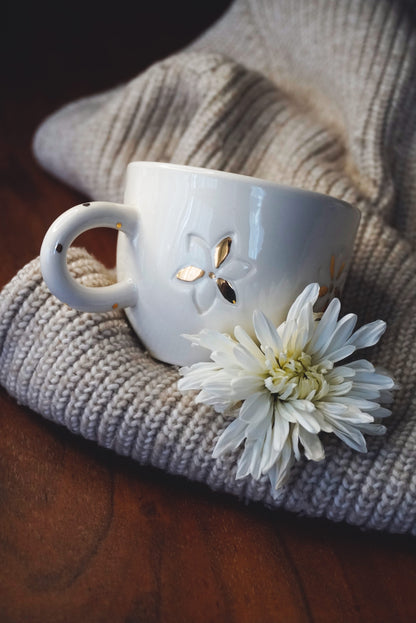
216;278;237;304
221;259;252;281
187;234;210;269
176;266;205;282
193;279;216;314
214;236;232;269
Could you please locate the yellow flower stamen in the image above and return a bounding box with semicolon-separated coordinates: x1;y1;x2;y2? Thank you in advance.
265;351;328;400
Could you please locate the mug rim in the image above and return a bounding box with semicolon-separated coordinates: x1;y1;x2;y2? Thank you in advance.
127;161;360;217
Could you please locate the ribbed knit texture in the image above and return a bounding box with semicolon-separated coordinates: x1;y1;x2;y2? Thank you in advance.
1;0;416;533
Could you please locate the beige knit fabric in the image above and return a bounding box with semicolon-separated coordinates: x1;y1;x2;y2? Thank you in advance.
1;0;416;533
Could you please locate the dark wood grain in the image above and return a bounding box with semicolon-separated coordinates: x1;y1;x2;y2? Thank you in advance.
2;2;416;622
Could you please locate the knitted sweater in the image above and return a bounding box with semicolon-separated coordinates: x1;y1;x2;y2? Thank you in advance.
1;0;416;534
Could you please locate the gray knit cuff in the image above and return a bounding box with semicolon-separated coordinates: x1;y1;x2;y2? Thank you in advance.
1;247;415;535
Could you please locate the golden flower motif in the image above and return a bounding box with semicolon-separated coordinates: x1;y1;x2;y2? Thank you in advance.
175;234;251;314
318;254;348;311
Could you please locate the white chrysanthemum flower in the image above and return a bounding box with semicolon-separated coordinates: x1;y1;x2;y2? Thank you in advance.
178;283;395;495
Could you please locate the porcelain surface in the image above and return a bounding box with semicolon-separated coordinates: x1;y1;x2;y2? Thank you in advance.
40;162;360;365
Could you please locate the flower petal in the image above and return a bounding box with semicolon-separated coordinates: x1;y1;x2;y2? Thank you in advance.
183;328;235;354
348;385;383;400
316;400;348;416
233;343;265;373
177;362;220;390
348;320;386;349
308;297;341;355
277;400;298;422
322;406;374;424
253;310;283;354
246;414;271;440
234;325;265;361
290;302;315;352
291;423;301;460
298;427;325;461
370;406;391;419
273;404;291;452
325;395;381;410
199;374;236;396
236;438;263;480
379;389;395;404
231;374;267;399
260;425;279;473
355;422;387;435
212;417;248;458
195;390;235;413
286;283;320;321
327;381;353;396
239;392;271;425
325;366;356;385
352;370;395;389
331;422;368;452
320;313;357;356
346;359;375;371
322;344;356;363
268;442;295;492
289;404;321;433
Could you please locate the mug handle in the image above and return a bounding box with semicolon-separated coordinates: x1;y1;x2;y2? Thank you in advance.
40;201;138;312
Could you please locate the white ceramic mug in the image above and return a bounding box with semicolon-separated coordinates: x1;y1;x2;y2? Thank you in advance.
40;162;360;365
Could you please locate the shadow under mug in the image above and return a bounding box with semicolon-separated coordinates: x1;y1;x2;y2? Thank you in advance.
40;162;360;366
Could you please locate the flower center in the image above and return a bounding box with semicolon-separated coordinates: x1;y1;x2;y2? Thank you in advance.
264;351;328;401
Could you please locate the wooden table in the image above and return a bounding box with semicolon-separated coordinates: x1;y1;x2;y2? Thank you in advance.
2;2;416;621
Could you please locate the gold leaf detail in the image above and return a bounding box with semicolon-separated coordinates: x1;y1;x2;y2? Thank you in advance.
336;262;345;279
319;285;329;297
176;266;205;282
216;278;237;304
330;255;335;279
214;237;232;269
